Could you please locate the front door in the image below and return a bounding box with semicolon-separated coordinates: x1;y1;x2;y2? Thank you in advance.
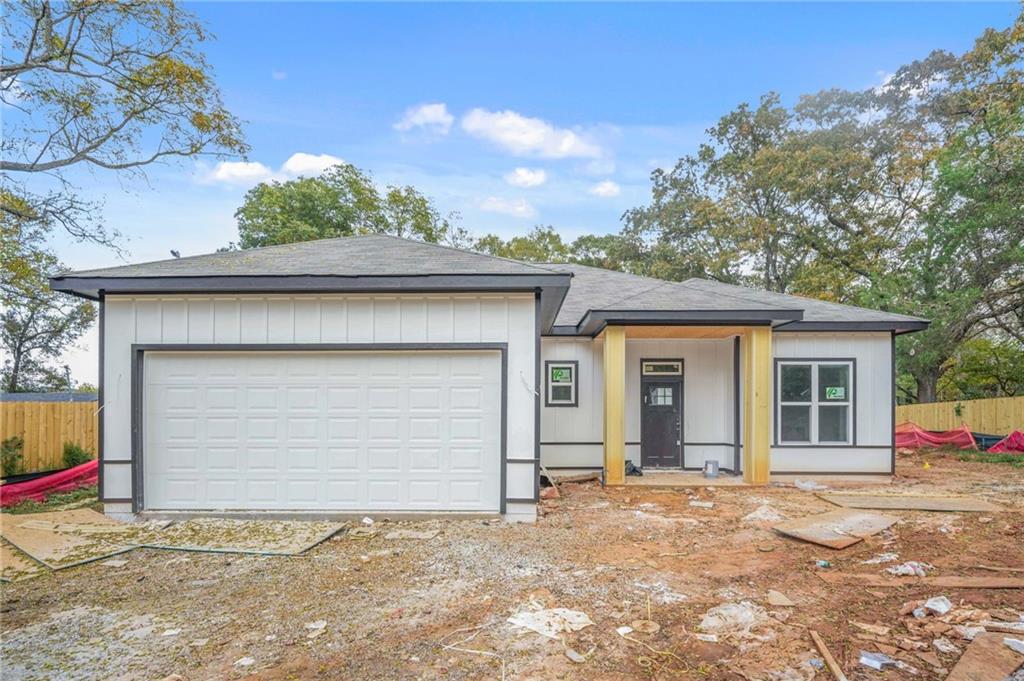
641;378;682;468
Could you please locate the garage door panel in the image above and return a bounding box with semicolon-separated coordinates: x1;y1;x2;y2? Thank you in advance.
144;351;502;511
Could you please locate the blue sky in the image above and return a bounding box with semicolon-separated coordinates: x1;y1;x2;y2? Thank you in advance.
34;1;1018;381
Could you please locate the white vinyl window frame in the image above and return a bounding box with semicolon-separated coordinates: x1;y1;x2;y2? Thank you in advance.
545;360;578;408
776;360;854;445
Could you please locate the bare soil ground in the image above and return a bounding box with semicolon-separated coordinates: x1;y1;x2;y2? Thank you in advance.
2;450;1022;680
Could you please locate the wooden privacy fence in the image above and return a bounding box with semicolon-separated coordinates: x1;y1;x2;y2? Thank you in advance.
896;396;1024;435
1;393;98;475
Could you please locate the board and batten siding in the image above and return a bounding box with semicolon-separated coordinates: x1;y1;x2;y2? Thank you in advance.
540;332;893;475
102;294;538;507
770;332;893;473
539;337;737;471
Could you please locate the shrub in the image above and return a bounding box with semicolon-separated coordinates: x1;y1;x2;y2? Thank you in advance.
62;441;93;468
2;436;25;477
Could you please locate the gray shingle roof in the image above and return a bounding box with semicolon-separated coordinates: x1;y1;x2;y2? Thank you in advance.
59;234;560;278
541;263;927;329
541;263;799;326
680;278;928;325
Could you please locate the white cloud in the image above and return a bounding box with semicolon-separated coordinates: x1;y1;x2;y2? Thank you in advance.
271;70;288;80
394;102;454;135
206;160;274;185
479;196;537;218
503;167;547;188
203;152;345;186
589;180;621;198
581;158;616;175
280;152;345;176
461;108;603;159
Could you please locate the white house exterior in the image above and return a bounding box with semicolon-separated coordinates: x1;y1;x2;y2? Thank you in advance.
50;235;927;522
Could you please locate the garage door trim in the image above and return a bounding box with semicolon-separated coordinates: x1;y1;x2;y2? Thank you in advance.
129;343;509;514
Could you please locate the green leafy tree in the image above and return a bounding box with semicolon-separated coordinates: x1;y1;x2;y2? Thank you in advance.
474;226;570;263
234;164;467;249
1;246;94;392
624;9;1024;402
1;0;248;251
937;336;1024;401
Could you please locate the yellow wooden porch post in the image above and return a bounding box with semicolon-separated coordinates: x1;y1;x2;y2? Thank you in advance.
742;327;772;484
603;325;626;485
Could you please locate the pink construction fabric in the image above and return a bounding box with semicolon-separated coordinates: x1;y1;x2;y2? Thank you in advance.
988;430;1024;454
895;421;977;450
0;459;98;507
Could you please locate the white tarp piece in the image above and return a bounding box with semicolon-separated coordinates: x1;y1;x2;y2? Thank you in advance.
507;608;595;639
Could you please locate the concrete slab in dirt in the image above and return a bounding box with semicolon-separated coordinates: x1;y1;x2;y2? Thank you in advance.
773;509;898;549
818;493;1003;513
0;509;136;570
1;540;45;581
946;632;1024;681
134;518;343;556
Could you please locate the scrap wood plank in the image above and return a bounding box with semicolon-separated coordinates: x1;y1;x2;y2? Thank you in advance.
818;572;1024;589
773;509;898;550
945;632;1024;681
818;493;1003;513
809;630;849;681
0;540;46;582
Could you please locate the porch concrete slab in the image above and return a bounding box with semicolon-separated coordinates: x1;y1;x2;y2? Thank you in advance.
621;472;750;488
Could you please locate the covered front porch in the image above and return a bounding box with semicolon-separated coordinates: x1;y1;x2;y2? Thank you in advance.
600;324;774;486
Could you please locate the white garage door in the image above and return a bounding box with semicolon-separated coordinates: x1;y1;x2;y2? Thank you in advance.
143;350;502;511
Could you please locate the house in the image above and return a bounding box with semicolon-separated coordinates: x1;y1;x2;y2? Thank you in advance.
50;234;928;521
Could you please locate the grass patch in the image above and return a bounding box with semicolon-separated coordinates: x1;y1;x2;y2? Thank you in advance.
2;485;100;515
957;452;1024;468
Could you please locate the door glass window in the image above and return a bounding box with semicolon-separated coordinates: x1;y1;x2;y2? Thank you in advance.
649;386;673;406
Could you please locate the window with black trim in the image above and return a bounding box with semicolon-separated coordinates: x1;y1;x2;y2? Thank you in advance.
545;361;578;407
777;361;853;444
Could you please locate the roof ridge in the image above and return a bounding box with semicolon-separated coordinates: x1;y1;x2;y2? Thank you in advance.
372;233;562;274
674;279;798;311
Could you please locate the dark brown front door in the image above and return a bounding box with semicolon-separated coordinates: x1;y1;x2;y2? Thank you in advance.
641;379;682;468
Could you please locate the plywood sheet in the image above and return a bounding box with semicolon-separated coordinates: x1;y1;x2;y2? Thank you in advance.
1;540;45;582
774;509;898;549
946;632;1024;681
134;518;343;556
819;493;1003;513
818;573;1024;589
0;509;135;569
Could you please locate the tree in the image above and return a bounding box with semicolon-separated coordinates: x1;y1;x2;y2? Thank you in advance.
1;0;247;251
234;164;467;249
937;336;1024;401
1;247;94;392
623;94;813;292
623;9;1024;402
474;226;570;263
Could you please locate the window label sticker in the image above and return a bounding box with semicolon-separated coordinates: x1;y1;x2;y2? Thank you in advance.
551;367;572;383
825;386;845;400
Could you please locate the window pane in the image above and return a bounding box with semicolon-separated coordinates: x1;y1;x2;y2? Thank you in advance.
550;366;573;383
780;405;811;442
649;386;673;406
819;405;849;442
551;385;573;402
780;365;812;402
818;364;850;402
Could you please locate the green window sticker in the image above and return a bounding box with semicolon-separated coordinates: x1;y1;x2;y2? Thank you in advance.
824;386;845;400
550;366;573;383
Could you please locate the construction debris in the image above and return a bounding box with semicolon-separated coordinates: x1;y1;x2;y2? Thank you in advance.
859;651;897;670
887;561;933;577
809;630;849;681
766;590;795;607
818;573;1024;589
924;595;953;615
743;504;785;523
688;500;714;509
698;601;772;640
819;493;1003;513
383;529;439;540
946;632;1024;681
773;509;898;550
506;608;594;639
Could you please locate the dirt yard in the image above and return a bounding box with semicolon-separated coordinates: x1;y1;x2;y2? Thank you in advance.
2;451;1022;680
